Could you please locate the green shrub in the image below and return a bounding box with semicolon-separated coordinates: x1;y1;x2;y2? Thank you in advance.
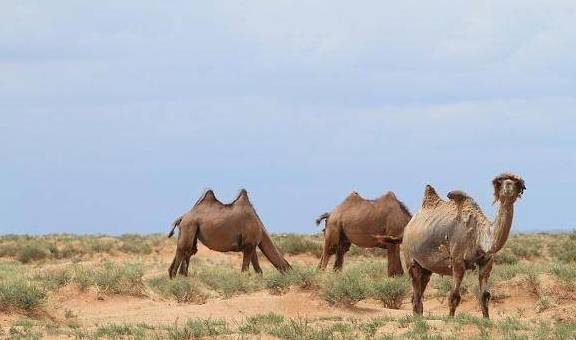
506;235;541;259
148;276;208;304
274;234;322;257
431;276;453;297
94;323;153;338
0;279;46;313
494;249;519;265
118;242;153;255
86;239;114;253
551;232;576;263
239;313;285;334
168;319;230;339
550;263;576;286
194;267;262;297
264;265;319;293
0;244;19;258
17;244;50;263
370;276;410;309
73;262;145;296
33;268;72;290
322;270;370;305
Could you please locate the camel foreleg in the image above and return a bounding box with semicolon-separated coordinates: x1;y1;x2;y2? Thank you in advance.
478;258;494;318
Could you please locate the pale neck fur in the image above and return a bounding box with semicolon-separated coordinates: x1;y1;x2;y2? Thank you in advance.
478;199;515;254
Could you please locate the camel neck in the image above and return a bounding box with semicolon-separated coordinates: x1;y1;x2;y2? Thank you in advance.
485;200;514;254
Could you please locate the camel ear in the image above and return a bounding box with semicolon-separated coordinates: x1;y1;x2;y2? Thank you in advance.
513;177;526;199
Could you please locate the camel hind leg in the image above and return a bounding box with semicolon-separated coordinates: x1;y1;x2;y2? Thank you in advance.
448;263;465;317
318;223;339;270
387;243;404;277
408;260;432;315
168;223;198;279
241;244;257;272
333;234;351;271
178;232;199;276
251;249;262;274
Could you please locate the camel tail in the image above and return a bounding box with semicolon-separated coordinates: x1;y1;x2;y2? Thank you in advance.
258;230;291;272
315;212;330;226
168;216;183;238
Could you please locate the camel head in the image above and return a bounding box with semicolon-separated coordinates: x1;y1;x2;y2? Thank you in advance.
492;173;526;204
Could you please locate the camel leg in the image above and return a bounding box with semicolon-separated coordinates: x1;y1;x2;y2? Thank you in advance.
169;224;198;279
333;235;351;271
408;261;431;315
318;227;339;270
241;245;255;272
448;264;465;317
478;258;494;318
387;243;404;277
178;233;199;276
251;249;263;274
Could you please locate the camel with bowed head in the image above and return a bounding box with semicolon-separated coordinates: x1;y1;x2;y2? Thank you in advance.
402;173;526;318
316;191;411;276
168;189;291;278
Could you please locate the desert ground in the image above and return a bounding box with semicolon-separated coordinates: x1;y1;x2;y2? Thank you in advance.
1;232;576;339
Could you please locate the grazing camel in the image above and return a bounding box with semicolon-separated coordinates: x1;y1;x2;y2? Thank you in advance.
316;191;411;276
403;173;526;318
168;189;291;278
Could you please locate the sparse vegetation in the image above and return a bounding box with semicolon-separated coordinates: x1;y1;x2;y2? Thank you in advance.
0;279;46;314
148;276;209;303
0;232;575;339
371;276;410;309
72;261;146;295
273;234;322;257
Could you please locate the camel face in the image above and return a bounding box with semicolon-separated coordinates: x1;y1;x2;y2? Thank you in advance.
492;173;526;203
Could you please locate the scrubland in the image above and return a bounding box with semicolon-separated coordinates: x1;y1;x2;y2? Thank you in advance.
1;232;576;339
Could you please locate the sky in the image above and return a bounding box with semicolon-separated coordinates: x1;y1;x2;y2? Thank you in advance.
1;1;575;234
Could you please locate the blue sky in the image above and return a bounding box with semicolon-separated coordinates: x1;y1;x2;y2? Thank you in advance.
1;1;575;234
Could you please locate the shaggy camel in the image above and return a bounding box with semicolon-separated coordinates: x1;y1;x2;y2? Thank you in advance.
168;189;291;278
403;173;526;318
316;191;411;276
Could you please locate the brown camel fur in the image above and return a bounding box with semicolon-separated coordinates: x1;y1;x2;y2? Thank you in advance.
316;191;411;276
403;173;526;318
168;189;291;278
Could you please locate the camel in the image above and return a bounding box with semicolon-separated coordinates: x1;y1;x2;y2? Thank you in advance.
316;191;411;276
402;173;526;318
167;189;291;278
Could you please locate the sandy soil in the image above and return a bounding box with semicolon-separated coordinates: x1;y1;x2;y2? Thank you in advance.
1;242;572;331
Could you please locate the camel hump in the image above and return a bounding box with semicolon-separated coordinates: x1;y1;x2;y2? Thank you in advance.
344;191;363;202
384;191;397;199
194;189;219;207
447;190;470;204
232;188;251;205
422;185;442;208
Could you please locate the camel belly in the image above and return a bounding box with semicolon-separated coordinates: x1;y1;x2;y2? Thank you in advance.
403;212;454;275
